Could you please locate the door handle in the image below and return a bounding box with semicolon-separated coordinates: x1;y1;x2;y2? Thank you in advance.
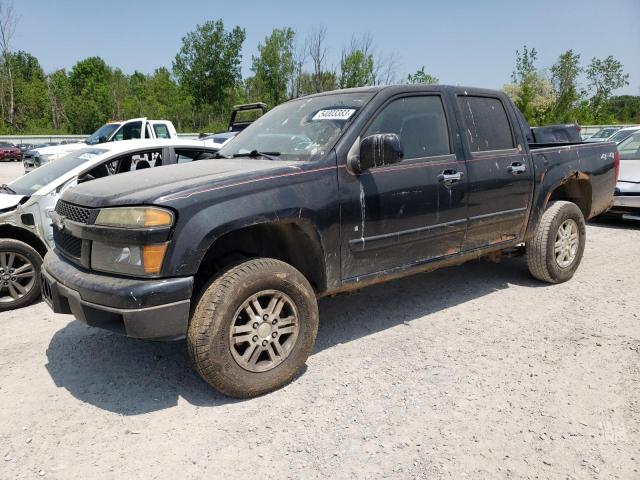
508;162;527;175
438;169;464;185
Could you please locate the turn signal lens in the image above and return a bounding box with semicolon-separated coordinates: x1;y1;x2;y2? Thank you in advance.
142;243;169;274
144;208;173;228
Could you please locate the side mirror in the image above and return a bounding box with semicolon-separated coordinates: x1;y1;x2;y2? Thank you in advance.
98;135;108;144
348;133;403;174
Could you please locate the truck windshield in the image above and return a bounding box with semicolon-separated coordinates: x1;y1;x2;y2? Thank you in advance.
8;149;107;195
85;123;120;145
218;92;374;161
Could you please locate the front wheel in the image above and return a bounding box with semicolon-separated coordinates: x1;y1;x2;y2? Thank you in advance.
187;258;319;398
526;201;586;284
0;239;42;311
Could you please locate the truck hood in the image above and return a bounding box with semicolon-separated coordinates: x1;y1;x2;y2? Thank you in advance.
618;159;640;183
0;193;26;212
61;158;305;208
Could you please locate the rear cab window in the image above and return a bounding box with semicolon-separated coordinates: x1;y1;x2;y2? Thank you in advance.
153;123;171;139
363;95;452;162
457;95;515;153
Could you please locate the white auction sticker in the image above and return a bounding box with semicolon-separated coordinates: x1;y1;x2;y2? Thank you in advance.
312;109;356;121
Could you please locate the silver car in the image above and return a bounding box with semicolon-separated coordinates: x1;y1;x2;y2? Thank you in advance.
611;131;640;219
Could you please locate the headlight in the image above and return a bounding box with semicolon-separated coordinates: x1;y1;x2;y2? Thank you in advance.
95;207;174;228
91;241;169;276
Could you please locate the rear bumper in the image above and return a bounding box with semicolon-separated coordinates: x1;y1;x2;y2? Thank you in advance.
610;181;640;214
41;251;193;341
612;195;640;210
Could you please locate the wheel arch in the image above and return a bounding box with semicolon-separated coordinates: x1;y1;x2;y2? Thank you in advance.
543;173;593;219
193;219;328;298
0;225;48;259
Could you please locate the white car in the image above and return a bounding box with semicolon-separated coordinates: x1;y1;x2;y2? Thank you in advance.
605;126;640;145
22;118;178;172
0;139;218;311
584;127;622;142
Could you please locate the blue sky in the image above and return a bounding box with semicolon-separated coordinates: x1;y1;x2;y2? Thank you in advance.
16;0;640;95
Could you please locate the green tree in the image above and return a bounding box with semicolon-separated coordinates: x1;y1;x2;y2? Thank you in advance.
297;71;337;97
9;51;50;131
109;68;128;120
550;50;582;122
250;27;295;106
506;45;556;124
339;49;374;88
407;66;438;85
586;55;629;122
47;69;70;131
607;95;640;123
67;56;113;133
173;19;245;111
510;45;539;119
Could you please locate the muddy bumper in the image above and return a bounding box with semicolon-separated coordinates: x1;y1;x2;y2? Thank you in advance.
41;251;193;341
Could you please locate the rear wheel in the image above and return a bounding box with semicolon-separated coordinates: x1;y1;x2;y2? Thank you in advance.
0;239;42;311
187;258;318;398
526;201;586;284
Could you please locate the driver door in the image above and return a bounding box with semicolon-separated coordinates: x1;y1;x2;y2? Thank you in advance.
337;94;468;280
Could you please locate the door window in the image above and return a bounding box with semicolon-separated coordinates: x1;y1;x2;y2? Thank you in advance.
364;96;451;161
175;149;218;163
113;121;143;141
153;123;171;139
457;96;514;152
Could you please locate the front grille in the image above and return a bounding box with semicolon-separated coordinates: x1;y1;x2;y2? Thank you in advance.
41;274;52;302
53;226;82;258
55;200;92;224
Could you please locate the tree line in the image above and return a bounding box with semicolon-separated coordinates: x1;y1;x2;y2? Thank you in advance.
0;8;637;135
504;45;635;126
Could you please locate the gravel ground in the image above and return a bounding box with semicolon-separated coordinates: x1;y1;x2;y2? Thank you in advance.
0;160;23;184
0;163;638;479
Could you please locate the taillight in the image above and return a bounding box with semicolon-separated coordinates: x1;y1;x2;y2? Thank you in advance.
614;150;620;182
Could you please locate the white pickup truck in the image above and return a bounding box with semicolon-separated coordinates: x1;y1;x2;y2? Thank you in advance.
22;118;177;172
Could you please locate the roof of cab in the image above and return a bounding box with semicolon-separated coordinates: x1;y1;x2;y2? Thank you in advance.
291;84;507;101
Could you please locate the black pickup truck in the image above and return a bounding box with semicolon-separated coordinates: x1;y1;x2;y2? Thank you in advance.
41;85;618;398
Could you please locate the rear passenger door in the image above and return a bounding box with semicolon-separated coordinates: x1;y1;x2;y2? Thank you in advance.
456;94;533;250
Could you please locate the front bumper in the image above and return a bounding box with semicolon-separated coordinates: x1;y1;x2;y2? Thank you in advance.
41;250;193;340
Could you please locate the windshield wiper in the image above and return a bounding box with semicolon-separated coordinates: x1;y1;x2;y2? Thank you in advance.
0;184;16;194
232;150;281;161
213;152;231;159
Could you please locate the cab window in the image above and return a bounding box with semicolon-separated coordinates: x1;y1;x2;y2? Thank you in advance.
113;121;143;141
154;124;171;139
457;96;515;152
175;149;218;163
78;149;164;183
364;96;451;161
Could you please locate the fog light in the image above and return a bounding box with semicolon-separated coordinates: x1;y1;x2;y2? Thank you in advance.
91;242;168;277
